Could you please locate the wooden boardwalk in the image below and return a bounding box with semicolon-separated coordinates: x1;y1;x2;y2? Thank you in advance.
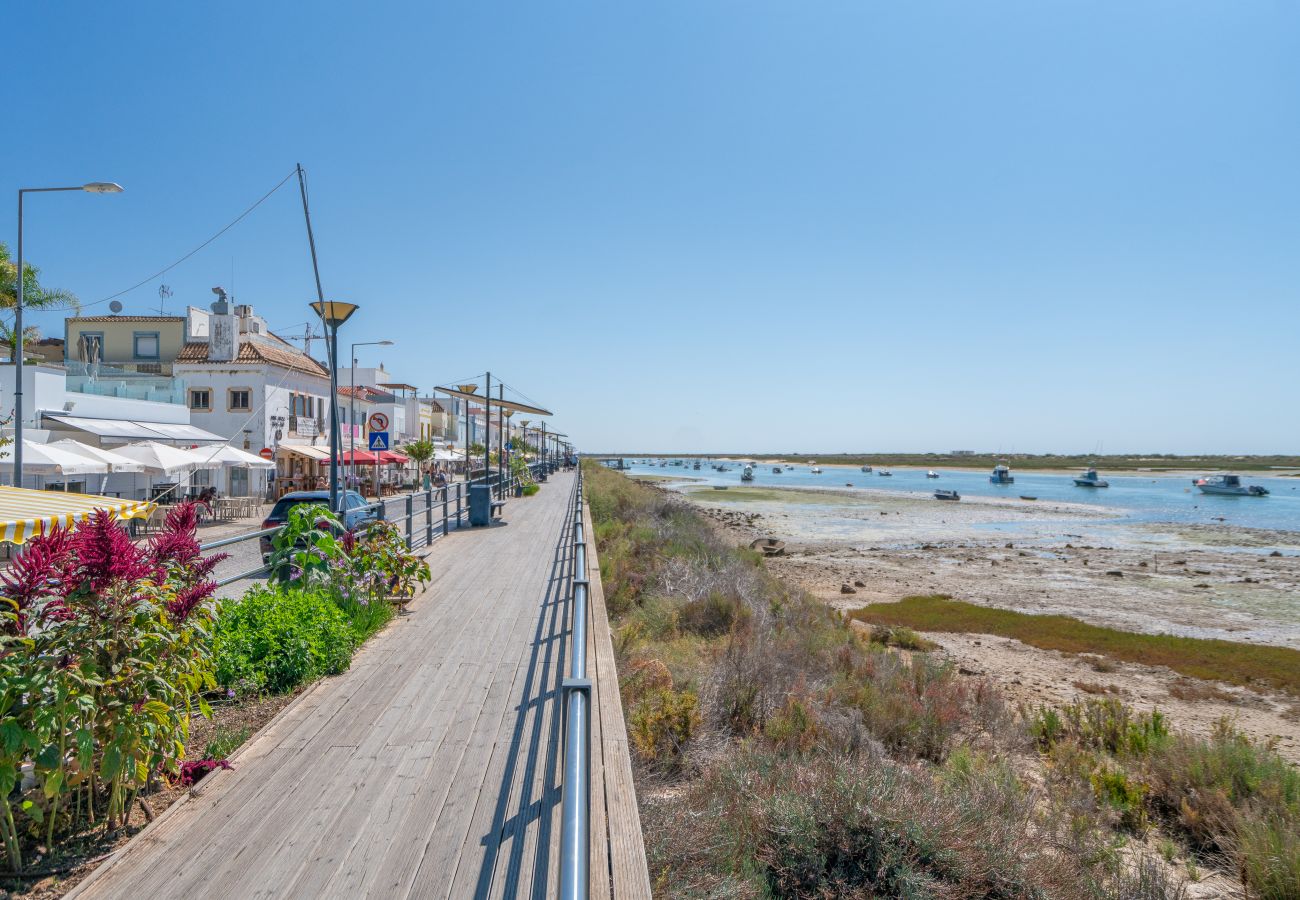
70;471;651;900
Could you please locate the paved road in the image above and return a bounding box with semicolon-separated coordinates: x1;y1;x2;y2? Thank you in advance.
201;490;470;601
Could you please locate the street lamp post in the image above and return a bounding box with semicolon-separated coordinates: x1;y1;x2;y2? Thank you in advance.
503;408;515;488
483;371;492;488
13;182;122;486
456;383;478;482
496;384;505;492
518;419;530;473
349;340;394;485
310;300;359;514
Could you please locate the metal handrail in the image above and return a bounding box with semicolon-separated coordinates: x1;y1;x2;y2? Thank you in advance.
199;463;551;590
559;468;590;900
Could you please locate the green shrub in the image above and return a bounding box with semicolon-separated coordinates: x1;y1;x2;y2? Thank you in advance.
764;695;820;753
214;585;357;695
868;624;938;651
203;726;251;761
628;686;699;766
1091;766;1149;832
521;482;540;496
677;592;743;637
851;653;969;762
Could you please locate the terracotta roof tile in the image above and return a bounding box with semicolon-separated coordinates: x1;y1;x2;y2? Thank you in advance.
175;340;329;377
72;315;185;323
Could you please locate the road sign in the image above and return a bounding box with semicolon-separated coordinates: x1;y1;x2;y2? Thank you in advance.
368;412;389;432
368;431;389;451
259;447;274;460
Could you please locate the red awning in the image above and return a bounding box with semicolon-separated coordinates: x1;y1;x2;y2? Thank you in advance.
378;451;409;464
338;449;379;464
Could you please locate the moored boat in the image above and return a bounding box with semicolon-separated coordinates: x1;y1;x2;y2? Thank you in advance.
1194;474;1269;496
926;470;939;479
860;465;872;473
810;466;822;474
878;469;892;476
990;464;1014;485
741;464;754;482
772;466;782;473
1073;467;1109;488
934;489;960;501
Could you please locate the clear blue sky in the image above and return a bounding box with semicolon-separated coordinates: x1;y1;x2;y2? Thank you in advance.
5;2;1298;454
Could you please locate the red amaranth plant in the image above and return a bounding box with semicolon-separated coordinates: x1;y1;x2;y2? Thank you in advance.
0;502;227;867
67;509;155;594
166;581;218;624
0;526;71;633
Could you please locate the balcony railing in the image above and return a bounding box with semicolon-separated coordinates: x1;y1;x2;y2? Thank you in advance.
65;362;186;405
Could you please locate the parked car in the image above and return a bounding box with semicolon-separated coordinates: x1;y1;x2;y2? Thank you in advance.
259;490;379;561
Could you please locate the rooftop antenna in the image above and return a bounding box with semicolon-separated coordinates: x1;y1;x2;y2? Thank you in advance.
279;320;317;356
156;284;173;316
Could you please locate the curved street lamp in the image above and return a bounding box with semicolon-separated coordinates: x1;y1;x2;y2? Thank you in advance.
456;383;479;481
310;300;358;512
13;182;123;485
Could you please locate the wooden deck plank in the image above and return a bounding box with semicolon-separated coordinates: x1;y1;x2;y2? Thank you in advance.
69;474;585;900
69;471;649;900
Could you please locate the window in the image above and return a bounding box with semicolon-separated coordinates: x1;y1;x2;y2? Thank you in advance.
228;388;252;412
76;332;105;365
133;332;160;360
189;388;211;411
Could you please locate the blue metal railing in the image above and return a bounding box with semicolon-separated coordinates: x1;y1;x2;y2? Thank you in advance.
199;463;552;587
559;468;590;899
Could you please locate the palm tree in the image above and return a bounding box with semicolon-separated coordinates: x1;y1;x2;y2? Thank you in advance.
404;438;435;489
0;241;81;355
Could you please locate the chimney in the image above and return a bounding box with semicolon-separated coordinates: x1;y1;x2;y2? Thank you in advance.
208;288;240;362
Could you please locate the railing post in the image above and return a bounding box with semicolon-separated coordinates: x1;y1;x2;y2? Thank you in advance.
425;488;434;546
442;486;449;535
456;482;463;525
405;493;414;548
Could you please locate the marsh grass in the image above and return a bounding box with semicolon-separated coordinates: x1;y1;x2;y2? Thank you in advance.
585;462;1208;896
851;595;1300;696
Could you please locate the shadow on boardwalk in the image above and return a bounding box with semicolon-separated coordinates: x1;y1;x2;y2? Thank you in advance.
463;498;572;897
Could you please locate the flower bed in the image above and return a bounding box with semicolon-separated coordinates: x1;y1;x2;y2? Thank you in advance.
0;503;226;874
0;500;433;885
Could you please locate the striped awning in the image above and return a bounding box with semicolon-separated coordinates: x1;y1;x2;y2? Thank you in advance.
0;485;155;545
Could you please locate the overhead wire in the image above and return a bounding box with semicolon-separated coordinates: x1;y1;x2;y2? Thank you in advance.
83;168;299;310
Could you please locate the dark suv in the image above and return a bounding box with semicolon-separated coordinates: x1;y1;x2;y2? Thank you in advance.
259;490;379;560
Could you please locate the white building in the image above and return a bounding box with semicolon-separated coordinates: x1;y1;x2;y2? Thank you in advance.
0;361;218;495
173;299;340;496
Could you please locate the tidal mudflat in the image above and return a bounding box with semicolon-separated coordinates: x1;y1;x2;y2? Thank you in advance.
677;482;1300;760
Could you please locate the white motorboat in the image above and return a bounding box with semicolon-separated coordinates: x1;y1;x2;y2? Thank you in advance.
990;464;1014;485
878;469;892;476
810;466;822;474
926;470;939;479
1194;474;1268;497
860;465;872;473
741;464;755;482
1073;467;1109;488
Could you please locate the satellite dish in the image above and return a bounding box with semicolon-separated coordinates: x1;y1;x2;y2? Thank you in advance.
109;300;124;314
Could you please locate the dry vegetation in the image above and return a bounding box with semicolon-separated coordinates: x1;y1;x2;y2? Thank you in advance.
586;462;1299;899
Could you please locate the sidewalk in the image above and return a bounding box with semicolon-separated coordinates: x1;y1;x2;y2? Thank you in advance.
70;473;578;900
